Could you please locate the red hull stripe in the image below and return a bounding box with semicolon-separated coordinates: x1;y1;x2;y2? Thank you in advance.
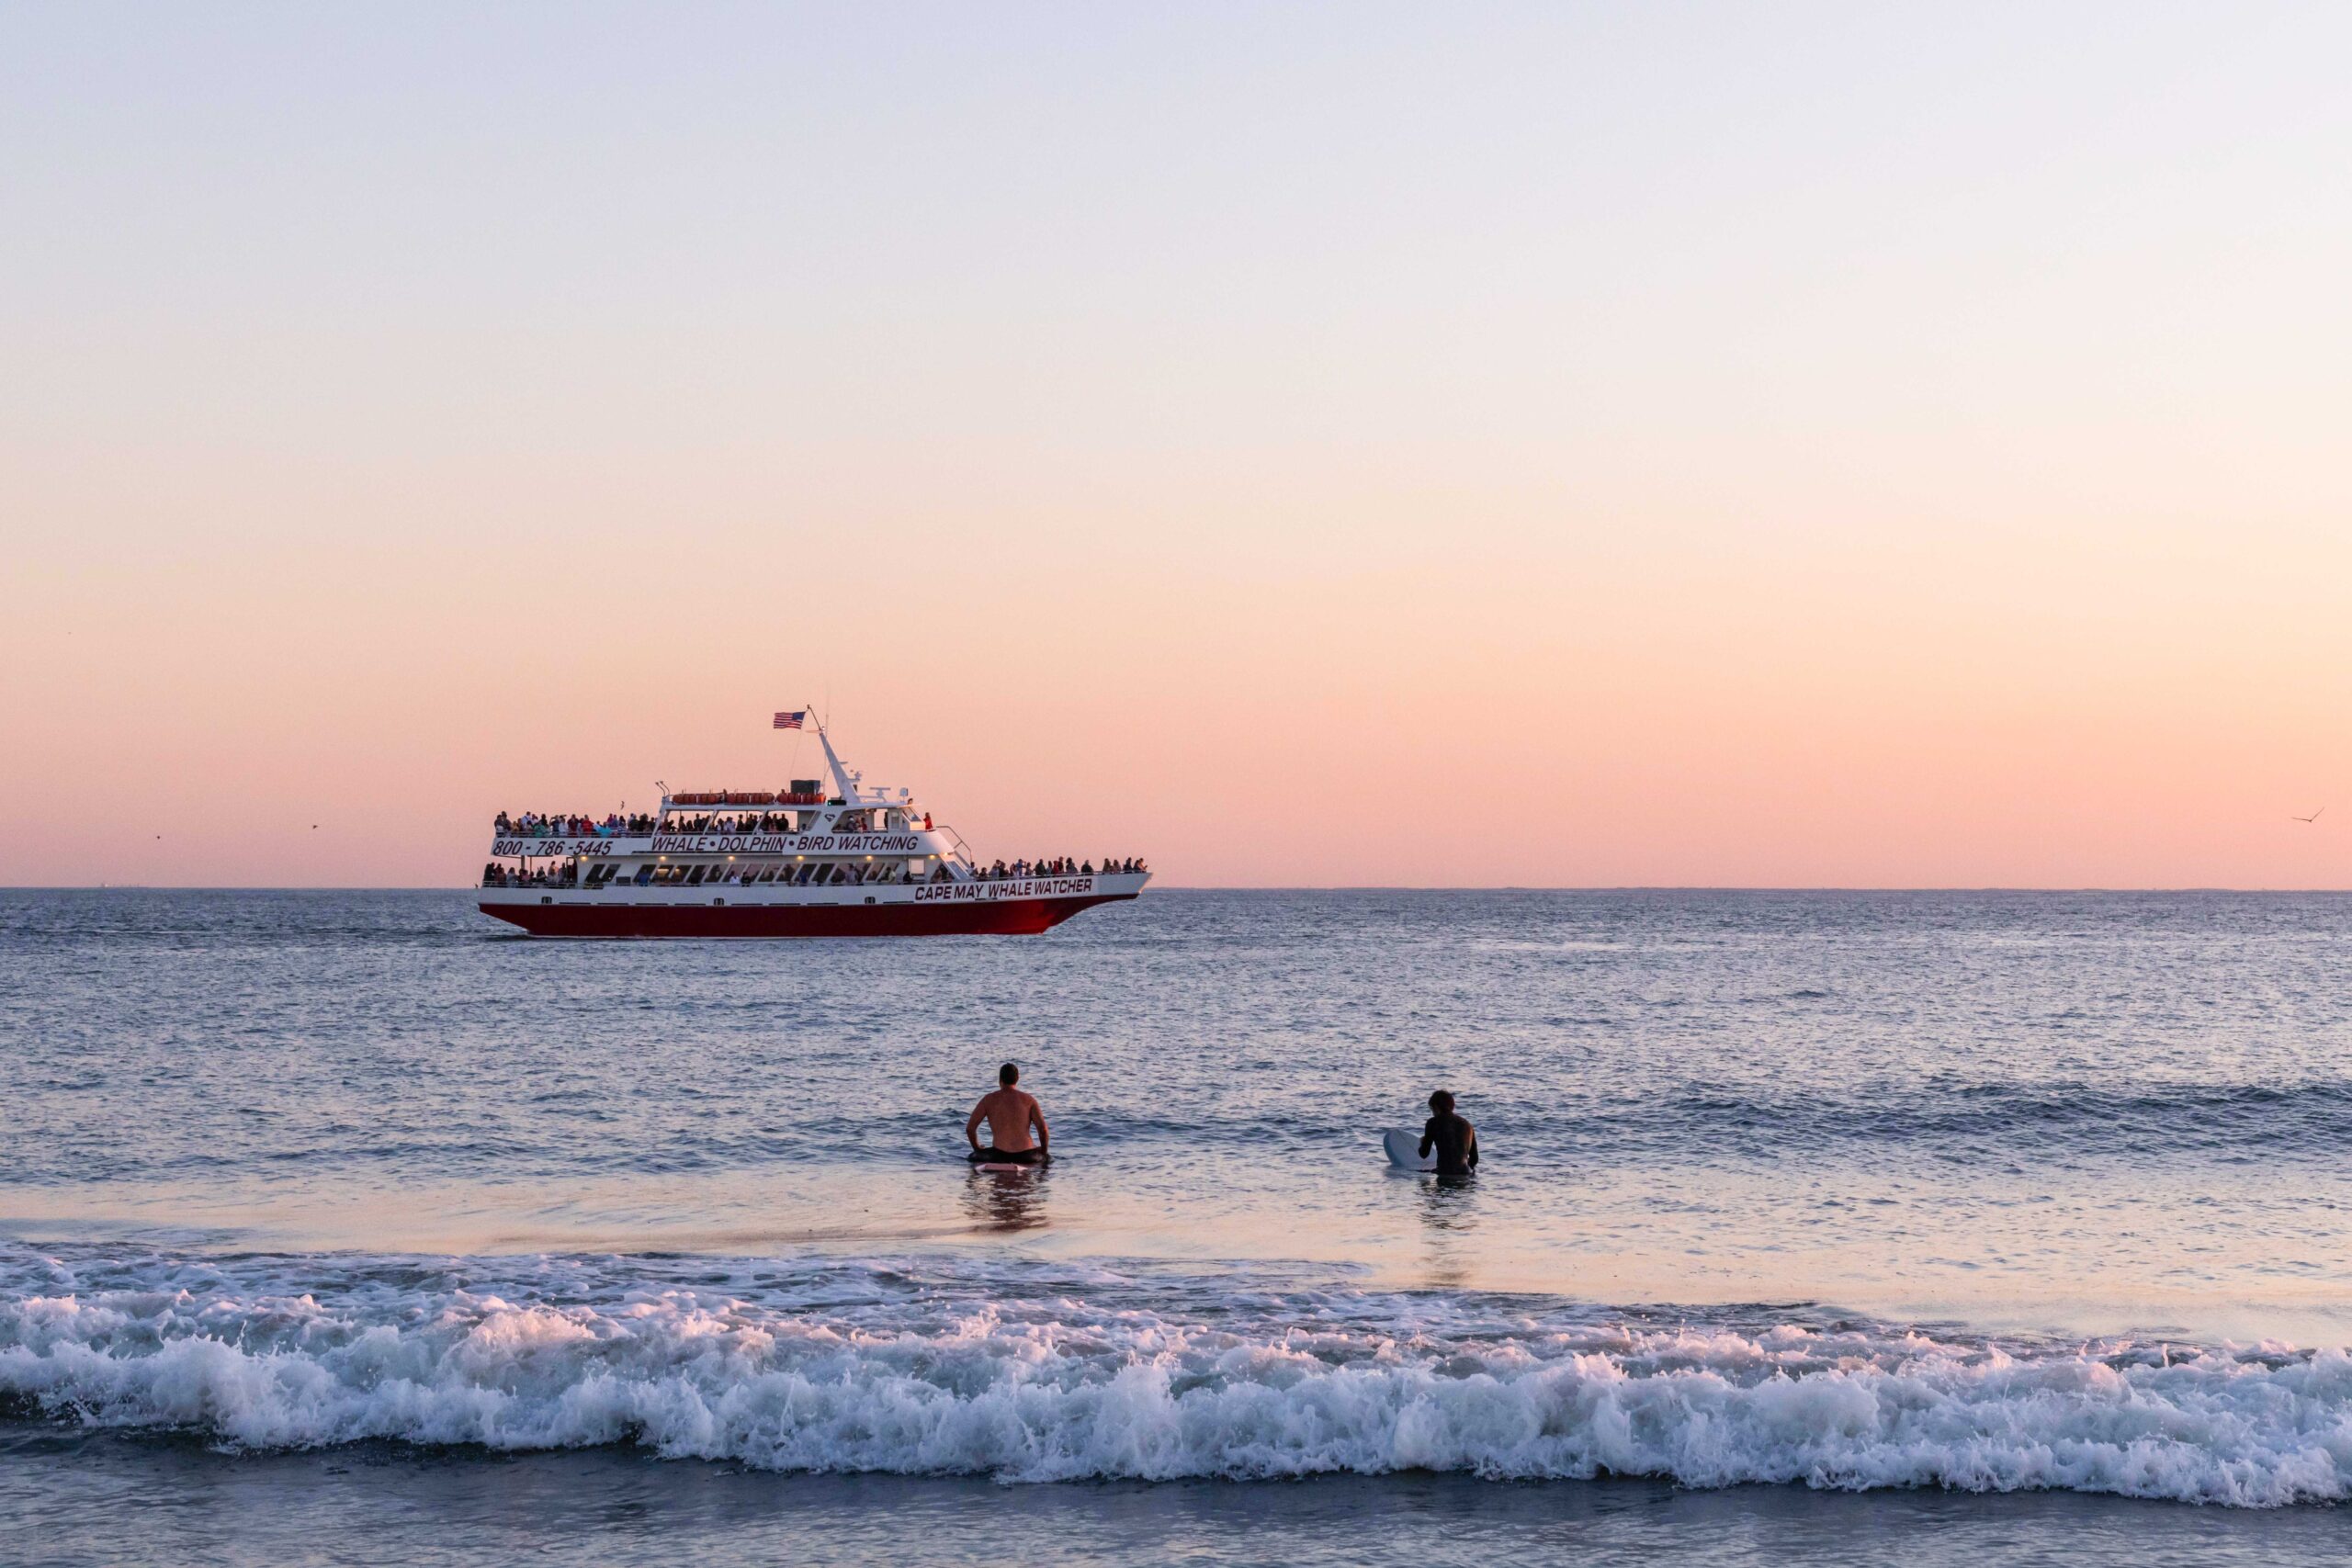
478;894;1135;939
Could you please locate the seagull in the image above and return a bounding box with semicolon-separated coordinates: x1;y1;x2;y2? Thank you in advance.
2292;807;2326;823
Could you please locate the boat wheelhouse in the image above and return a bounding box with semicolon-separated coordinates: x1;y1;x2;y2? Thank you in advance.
477;719;1148;938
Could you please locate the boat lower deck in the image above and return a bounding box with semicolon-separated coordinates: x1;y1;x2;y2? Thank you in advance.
477;873;1147;938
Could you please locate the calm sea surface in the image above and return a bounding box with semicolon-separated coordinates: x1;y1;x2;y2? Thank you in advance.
6;888;2351;1562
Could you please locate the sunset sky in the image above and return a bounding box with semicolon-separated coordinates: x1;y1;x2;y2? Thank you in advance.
6;3;2351;887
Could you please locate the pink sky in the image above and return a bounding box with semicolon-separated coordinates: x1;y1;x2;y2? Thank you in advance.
6;5;2350;888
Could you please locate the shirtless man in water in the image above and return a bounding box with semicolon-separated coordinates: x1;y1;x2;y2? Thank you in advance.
967;1062;1050;1164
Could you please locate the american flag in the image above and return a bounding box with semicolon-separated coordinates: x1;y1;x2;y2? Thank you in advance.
774;711;807;729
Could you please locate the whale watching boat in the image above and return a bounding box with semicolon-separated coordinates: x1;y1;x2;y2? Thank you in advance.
477;714;1149;938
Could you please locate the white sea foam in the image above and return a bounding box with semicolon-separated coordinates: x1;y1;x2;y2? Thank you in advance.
3;1251;2348;1506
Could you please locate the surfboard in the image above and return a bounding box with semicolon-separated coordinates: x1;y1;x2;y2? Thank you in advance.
1384;1128;1436;1171
969;1151;1046;1172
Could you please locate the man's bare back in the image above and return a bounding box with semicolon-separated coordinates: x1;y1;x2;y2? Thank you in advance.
967;1063;1049;1162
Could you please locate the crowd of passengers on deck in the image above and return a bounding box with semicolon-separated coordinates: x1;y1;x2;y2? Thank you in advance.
976;856;1146;880
493;808;928;837
481;852;1148;889
494;811;655;837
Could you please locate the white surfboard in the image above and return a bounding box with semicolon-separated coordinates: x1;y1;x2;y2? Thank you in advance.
1384;1128;1437;1171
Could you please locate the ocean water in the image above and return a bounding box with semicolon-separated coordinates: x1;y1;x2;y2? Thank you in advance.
5;887;2352;1562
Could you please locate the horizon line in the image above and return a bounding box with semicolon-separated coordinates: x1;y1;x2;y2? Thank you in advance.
10;884;2352;897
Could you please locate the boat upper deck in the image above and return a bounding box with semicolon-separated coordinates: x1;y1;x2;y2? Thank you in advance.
481;718;1148;889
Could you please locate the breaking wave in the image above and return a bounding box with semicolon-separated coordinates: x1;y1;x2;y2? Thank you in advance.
3;1249;2347;1506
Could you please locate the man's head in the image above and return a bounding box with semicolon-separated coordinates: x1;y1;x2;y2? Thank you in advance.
1000;1062;1020;1087
1429;1089;1454;1115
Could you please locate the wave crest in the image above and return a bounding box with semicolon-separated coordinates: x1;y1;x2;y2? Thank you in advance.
4;1255;2348;1506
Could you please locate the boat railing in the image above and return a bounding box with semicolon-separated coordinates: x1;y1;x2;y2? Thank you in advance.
492;825;649;840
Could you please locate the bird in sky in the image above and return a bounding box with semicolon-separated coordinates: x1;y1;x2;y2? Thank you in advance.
2292;807;2325;823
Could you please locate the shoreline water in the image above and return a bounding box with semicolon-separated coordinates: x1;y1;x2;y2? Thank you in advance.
13;1428;2349;1568
6;887;2351;1546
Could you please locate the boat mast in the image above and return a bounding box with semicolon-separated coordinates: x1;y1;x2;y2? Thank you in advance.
814;714;861;803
